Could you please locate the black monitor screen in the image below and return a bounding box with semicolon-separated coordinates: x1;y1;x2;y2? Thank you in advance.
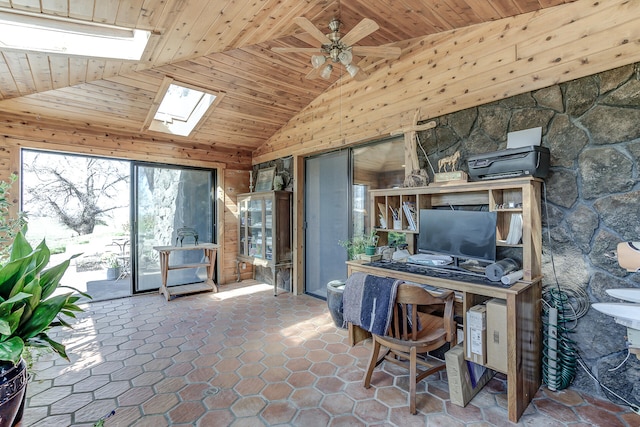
417;209;497;263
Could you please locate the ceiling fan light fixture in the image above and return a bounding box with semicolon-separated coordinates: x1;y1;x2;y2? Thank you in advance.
346;63;360;77
320;64;333;79
311;55;326;68
338;50;353;66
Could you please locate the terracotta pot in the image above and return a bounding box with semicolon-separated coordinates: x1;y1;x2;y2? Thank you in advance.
0;359;27;427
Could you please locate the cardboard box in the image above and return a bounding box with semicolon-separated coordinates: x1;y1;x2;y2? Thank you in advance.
486;298;508;373
445;344;494;407
466;304;486;365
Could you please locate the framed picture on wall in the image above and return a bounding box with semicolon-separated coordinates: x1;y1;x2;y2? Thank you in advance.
254;167;275;192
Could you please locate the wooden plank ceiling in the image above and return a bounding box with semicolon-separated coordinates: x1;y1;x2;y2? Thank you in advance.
0;0;575;162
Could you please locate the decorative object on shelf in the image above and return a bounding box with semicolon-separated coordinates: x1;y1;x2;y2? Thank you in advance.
390;109;437;188
273;174;284;191
388;206;400;230
175;227;198;246
404;168;429;187
272;17;401;81
254;167;276;192
434;150;469;183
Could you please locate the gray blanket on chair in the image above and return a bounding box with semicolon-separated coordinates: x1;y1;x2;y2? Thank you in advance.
342;272;400;335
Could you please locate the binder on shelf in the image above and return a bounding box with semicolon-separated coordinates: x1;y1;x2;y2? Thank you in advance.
377;203;387;228
505;214;523;245
402;201;417;231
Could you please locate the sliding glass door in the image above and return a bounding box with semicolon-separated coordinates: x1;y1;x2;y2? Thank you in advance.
304;151;350;298
133;163;216;293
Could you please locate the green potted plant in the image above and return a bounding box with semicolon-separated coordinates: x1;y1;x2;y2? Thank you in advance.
102;252;121;280
339;229;379;260
0;177;86;426
364;229;379;256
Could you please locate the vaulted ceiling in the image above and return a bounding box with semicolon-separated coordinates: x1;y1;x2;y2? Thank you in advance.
0;0;576;161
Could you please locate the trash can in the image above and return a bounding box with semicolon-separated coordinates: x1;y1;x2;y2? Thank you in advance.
326;280;346;329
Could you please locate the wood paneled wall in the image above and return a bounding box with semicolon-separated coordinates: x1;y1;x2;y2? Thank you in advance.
220;168;253;284
253;0;640;163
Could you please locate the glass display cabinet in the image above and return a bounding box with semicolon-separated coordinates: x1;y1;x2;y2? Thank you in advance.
237;190;292;295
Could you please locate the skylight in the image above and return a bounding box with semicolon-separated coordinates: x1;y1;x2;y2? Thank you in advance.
0;9;150;60
150;84;218;137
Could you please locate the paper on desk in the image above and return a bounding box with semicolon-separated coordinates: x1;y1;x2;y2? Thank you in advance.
507;127;542;149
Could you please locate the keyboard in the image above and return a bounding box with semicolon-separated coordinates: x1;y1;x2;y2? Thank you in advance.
364;260;513;288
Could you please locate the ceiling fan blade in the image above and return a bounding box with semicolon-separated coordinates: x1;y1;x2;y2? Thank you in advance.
272;47;321;54
340;18;379;47
293;17;330;45
305;67;322;80
351;46;401;58
353;68;369;81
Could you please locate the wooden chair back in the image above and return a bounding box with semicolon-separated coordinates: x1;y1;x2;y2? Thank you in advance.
390;284;456;344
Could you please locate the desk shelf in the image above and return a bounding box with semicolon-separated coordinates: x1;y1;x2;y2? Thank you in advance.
369;177;542;281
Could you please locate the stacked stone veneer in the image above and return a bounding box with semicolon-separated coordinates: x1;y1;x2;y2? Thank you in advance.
415;63;640;403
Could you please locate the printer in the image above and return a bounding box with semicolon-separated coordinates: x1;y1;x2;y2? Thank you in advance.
467;145;550;181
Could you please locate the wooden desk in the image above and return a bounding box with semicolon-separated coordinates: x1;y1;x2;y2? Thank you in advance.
153;243;219;301
347;260;541;423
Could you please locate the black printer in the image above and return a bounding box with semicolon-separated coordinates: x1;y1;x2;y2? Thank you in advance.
467;145;550;181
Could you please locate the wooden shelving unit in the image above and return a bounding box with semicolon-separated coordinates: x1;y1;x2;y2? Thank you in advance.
237;191;292;295
153;243;219;301
369;177;542;281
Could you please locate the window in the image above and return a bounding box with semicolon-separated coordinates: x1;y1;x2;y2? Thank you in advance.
0;8;149;60
148;83;218;137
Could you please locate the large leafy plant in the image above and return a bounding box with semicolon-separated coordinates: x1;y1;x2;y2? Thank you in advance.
0;176;86;365
0;174;26;264
0;231;85;365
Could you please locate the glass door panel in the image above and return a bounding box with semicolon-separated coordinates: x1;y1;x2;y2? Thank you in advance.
265;199;273;260
304;150;350;298
239;199;248;257
249;199;262;258
133;164;215;293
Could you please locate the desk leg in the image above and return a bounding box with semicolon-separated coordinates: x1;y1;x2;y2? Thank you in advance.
205;248;219;292
273;266;278;296
506;283;542;422
159;251;170;301
348;322;371;346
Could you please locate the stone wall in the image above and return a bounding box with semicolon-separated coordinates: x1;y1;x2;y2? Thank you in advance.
416;62;640;404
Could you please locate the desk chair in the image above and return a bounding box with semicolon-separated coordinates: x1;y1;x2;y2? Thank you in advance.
363;284;456;414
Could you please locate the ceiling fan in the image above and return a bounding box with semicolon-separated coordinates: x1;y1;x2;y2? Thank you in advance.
272;17;401;81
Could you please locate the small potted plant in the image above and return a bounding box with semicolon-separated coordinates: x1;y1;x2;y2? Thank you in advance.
102;253;121;280
364;229;379;256
339;229;379;260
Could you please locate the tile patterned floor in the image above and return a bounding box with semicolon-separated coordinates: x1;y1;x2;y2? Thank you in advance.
17;280;640;426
